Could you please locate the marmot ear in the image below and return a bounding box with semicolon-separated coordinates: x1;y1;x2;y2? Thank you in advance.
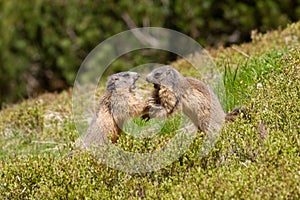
166;68;172;75
106;81;115;91
106;75;119;91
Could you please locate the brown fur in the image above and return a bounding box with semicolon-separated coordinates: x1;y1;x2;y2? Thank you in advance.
81;72;147;149
146;66;226;134
225;106;246;122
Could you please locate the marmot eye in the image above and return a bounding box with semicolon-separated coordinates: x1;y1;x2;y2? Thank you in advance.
112;76;119;81
154;72;161;77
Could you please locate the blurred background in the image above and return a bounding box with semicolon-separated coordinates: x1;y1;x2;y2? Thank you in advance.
0;0;299;107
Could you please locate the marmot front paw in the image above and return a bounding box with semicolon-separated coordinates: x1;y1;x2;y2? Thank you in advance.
148;104;168;119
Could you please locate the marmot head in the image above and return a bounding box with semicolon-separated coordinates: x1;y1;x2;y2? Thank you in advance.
146;65;183;91
106;71;140;92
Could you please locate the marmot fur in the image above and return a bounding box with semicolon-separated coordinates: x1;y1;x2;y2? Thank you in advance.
82;71;147;148
145;65;235;134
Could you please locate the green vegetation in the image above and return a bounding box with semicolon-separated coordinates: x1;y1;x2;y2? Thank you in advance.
0;22;300;199
1;0;300;105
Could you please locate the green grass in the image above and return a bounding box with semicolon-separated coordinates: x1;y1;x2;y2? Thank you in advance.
222;49;287;111
0;22;300;199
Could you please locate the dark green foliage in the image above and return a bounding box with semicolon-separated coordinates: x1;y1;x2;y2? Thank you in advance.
1;0;300;105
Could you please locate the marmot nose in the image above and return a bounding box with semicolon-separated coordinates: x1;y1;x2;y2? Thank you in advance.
146;75;151;82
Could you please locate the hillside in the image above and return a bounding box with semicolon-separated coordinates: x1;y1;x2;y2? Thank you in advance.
0;22;299;199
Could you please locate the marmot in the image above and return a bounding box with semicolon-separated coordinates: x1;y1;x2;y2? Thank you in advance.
145;65;241;134
81;71;147;149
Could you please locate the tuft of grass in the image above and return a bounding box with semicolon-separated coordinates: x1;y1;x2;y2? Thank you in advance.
222;49;287;111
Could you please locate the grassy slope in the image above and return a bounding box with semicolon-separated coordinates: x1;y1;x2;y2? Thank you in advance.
0;22;299;199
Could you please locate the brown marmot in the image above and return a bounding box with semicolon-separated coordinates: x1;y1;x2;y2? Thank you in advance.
81;71;147;149
145;65;241;134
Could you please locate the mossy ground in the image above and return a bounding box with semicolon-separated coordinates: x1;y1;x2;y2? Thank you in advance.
0;22;299;199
